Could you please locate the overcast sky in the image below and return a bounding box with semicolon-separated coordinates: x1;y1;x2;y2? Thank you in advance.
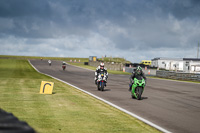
0;0;200;62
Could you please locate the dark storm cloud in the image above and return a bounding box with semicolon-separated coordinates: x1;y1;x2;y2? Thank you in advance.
0;0;53;38
0;0;102;38
1;0;199;37
0;0;200;62
0;0;51;18
160;0;200;20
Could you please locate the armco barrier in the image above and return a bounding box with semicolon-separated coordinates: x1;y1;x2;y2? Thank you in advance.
156;70;200;81
0;109;35;133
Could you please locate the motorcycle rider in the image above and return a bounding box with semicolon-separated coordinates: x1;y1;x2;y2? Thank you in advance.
129;66;146;91
62;61;66;70
95;63;108;86
48;60;51;66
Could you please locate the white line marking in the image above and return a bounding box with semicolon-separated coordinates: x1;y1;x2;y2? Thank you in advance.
28;60;171;133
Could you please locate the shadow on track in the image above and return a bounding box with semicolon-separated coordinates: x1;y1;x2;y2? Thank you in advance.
131;96;148;100
141;97;148;100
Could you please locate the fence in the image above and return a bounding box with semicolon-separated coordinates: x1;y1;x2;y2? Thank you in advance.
125;67;157;76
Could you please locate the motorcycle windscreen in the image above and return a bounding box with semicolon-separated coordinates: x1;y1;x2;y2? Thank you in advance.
135;75;143;80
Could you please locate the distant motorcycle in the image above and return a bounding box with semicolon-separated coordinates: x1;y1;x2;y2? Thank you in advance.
97;72;107;91
48;60;51;66
62;65;66;70
131;76;146;100
62;61;67;70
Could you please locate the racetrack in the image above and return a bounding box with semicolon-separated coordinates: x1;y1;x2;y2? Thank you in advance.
30;60;200;133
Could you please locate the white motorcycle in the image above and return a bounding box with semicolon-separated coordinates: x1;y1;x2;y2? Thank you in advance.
97;72;107;91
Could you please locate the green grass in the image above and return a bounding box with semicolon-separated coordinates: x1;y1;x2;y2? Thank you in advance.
68;62;97;71
98;57;131;63
0;59;160;133
107;69;131;75
1;55;131;74
68;62;131;75
0;55;89;62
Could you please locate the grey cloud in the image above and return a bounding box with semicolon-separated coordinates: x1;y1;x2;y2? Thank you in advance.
155;0;200;20
0;0;200;62
0;0;52;18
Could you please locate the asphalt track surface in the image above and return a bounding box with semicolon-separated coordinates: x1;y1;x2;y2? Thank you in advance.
30;60;200;133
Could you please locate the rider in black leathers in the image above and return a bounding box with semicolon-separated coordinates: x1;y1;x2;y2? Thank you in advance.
129;66;146;91
95;63;108;86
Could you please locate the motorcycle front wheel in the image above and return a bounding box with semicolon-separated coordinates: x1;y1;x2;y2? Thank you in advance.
101;82;104;91
99;81;104;91
136;87;143;100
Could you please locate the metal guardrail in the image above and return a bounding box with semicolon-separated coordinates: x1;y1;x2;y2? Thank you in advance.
125;68;200;81
156;70;200;81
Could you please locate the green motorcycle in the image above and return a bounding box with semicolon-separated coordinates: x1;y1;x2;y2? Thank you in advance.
131;76;146;100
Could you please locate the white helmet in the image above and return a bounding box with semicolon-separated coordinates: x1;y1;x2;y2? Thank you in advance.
100;63;104;67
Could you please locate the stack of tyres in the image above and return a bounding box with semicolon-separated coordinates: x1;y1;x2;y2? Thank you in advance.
0;109;35;133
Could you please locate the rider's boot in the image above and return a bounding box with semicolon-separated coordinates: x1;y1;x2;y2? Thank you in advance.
129;84;132;91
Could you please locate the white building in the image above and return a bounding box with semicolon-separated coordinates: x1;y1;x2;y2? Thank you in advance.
183;58;200;73
151;57;200;73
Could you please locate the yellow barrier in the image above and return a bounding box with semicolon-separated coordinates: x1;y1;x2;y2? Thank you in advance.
40;81;54;94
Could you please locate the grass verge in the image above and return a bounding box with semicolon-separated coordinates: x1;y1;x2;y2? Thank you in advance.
0;55;89;62
98;57;131;63
68;62;131;75
0;59;160;133
0;55;131;75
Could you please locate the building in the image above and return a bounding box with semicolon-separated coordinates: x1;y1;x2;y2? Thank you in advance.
183;58;200;73
151;57;183;70
89;56;97;61
151;57;200;73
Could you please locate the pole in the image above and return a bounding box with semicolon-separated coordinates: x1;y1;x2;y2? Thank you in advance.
198;42;199;58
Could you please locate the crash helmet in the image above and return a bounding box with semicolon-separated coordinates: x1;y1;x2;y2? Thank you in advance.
100;63;104;69
136;66;142;74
